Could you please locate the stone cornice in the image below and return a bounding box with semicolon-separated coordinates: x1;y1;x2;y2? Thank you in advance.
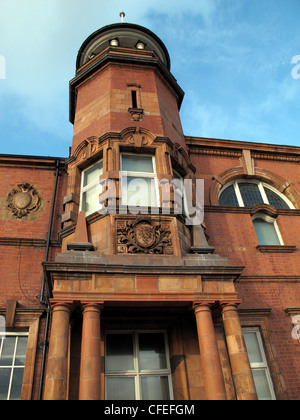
186;136;300;162
69;47;184;124
204;205;300;216
0;237;60;247
0;155;66;170
237;276;300;283
44;260;244;282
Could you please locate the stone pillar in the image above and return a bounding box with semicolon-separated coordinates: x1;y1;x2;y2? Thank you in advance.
79;303;102;400
194;303;227;400
221;303;257;400
44;303;72;400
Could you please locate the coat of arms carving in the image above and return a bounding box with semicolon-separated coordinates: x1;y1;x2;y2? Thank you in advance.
117;218;173;254
7;183;41;218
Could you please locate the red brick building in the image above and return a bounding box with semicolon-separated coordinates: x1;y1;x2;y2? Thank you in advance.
0;22;299;401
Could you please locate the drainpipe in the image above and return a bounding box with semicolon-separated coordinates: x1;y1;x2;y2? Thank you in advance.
38;159;61;400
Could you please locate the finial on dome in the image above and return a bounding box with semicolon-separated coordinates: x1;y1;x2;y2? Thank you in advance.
120;12;125;23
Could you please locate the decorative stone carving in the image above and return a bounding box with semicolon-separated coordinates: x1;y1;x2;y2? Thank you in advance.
116;218;173;254
128;129;148;147
7;183;41;218
128;107;144;122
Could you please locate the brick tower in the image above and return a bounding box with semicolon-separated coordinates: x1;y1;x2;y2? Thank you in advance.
43;21;257;401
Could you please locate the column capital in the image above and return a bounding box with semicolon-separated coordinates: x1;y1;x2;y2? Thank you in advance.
81;302;104;314
51;302;73;313
193;301;215;313
220;300;242;313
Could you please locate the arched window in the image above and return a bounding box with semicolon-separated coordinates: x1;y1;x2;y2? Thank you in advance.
219;180;293;209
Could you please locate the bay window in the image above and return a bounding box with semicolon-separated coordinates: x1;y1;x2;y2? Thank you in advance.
80;160;103;216
120;153;159;208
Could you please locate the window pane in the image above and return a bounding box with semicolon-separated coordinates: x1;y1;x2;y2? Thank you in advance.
106;377;135;400
253;219;281;246
219;185;239;207
15;337;28;366
139;333;167;370
122;155;154;173
106;334;134;372
0;368;10;400
252;369;273;400
83;161;103;187
141;376;170;400
239;183;263;207
0;337;15;366
264;187;290;210
9;368;24;400
125;177;157;207
82;184;102;215
243;331;264;364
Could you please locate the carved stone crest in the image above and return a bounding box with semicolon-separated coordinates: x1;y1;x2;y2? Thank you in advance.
117;218;173;254
135;222;156;248
7;183;41;218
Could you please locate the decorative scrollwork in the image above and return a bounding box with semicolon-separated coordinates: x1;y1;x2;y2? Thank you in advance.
7;183;41;218
117;218;173;254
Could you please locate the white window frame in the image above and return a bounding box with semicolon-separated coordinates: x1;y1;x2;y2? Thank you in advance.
219;180;294;209
252;213;284;245
120;153;159;207
0;332;28;401
105;330;174;401
79;159;103;216
243;327;276;400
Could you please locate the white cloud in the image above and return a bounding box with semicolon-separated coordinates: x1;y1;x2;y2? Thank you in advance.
0;0;299;154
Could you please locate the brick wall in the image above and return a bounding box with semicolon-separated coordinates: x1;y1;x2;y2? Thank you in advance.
72;63;186;153
0;160;67;308
190;145;300;399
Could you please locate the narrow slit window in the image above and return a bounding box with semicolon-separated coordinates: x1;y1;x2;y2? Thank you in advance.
131;90;138;108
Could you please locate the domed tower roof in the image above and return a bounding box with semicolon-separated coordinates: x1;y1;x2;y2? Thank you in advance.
70;22;184;125
76;23;171;71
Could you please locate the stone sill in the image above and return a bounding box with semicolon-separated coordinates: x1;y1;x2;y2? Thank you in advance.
256;245;297;253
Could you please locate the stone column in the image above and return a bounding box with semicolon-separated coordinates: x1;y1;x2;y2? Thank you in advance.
79;303;102;400
221;303;257;400
44;303;72;400
194;303;227;400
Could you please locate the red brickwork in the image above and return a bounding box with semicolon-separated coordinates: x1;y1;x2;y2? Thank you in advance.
0;159;67;308
72;64;185;153
189;143;300;400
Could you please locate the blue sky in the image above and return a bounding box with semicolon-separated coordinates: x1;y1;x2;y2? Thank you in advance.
0;0;299;157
